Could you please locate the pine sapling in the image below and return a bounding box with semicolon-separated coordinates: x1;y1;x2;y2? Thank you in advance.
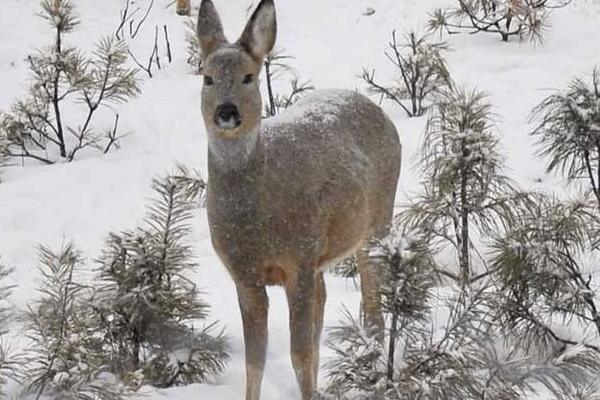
21;244;126;400
490;194;600;397
531;68;600;210
325;230;436;398
401;87;527;285
0;0;139;165
361;30;451;117
93;175;228;388
324;228;560;400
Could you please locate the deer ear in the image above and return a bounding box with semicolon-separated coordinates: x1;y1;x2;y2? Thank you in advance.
237;0;277;61
197;0;227;58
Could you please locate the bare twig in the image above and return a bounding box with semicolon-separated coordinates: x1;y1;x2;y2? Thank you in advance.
131;0;155;39
104;114;121;154
163;25;172;63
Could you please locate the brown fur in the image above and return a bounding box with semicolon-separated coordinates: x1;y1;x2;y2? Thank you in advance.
197;1;401;399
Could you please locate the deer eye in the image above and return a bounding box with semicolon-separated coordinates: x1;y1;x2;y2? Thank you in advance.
204;76;214;86
243;74;253;84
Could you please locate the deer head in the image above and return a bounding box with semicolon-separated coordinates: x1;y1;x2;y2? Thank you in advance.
197;0;276;144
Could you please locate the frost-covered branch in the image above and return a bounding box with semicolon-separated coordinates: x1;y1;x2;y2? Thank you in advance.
531;68;600;209
429;0;572;43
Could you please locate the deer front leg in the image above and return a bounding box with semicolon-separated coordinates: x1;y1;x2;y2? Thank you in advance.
176;0;190;15
286;267;318;400
236;282;269;400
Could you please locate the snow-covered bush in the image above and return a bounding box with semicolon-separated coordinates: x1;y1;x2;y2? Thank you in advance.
481;68;600;397
92;175;228;388
0;0;139;165
21;244;127;400
490;195;600;396
361;31;451;118
322;84;589;398
400;86;527;284
323;229;576;400
531;68;600;208
429;0;571;43
20;171;224;394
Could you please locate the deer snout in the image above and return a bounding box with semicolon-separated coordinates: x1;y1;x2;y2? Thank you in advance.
214;103;242;130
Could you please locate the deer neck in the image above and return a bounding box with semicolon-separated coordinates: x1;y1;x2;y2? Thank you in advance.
207;124;265;194
207;125;261;173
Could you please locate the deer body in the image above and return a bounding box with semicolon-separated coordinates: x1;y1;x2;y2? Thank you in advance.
197;2;401;399
209;88;400;281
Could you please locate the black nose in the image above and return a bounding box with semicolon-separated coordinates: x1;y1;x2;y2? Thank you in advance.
214;103;241;125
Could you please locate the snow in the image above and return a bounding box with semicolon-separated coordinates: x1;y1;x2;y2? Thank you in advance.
1;0;600;399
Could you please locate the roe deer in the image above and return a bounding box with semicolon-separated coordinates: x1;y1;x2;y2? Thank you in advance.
176;0;190;15
197;0;401;398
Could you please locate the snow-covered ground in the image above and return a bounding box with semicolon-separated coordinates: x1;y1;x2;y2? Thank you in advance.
1;0;599;398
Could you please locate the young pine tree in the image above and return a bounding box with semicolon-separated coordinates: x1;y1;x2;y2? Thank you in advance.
92;175;228;388
531;68;600;210
324;228;569;400
21;244;126;400
485;69;600;397
490;195;600;397
400;87;524;285
0;0;138;165
362;30;451;118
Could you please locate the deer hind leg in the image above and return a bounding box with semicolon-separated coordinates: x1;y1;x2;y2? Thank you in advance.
286;267;318;400
236;282;269;400
176;0;190;15
312;272;326;385
357;247;384;331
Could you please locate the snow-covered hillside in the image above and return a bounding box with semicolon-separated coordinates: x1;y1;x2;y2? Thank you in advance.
1;0;599;399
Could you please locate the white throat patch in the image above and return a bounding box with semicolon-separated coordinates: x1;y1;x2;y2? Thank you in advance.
208;126;259;171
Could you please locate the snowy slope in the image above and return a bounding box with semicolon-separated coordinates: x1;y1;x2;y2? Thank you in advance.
1;0;599;399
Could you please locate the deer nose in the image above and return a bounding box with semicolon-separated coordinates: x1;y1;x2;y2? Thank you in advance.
214;103;241;129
